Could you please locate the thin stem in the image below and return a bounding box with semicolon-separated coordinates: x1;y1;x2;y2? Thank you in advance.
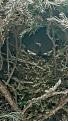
7;36;10;78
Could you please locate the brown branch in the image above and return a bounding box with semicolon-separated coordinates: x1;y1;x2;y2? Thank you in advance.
32;90;68;103
0;81;20;111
